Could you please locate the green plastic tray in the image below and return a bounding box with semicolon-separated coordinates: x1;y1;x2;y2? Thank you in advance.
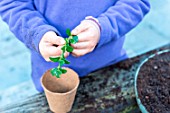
134;49;170;113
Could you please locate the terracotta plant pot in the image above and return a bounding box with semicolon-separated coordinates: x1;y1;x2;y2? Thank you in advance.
41;67;80;113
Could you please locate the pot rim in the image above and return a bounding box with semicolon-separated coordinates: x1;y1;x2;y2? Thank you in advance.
134;49;170;113
41;67;80;95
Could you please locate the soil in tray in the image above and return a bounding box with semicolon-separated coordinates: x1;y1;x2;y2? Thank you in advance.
137;51;170;113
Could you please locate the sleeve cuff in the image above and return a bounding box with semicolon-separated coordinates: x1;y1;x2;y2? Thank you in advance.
96;16;112;48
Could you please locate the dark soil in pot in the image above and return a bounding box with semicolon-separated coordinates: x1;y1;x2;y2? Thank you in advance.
137;51;170;113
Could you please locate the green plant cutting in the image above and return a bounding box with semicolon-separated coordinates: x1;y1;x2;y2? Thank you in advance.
49;29;78;78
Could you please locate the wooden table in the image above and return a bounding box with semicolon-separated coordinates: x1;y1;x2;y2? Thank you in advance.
0;45;169;113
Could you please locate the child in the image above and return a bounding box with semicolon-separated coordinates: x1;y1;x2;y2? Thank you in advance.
0;0;150;92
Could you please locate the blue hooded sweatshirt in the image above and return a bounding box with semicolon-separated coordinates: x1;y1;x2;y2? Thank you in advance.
0;0;150;92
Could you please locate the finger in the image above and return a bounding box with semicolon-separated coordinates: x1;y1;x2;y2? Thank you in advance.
72;49;89;57
47;46;70;57
76;31;91;42
46;49;69;62
64;52;70;58
46;46;63;56
71;42;91;49
71;22;90;35
48;34;65;46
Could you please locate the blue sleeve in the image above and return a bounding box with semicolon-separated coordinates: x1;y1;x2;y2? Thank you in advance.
97;0;150;47
0;0;61;52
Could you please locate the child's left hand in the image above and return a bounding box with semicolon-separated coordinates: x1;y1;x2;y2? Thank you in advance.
71;19;100;57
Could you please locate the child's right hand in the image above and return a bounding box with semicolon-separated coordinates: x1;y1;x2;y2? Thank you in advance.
39;31;69;62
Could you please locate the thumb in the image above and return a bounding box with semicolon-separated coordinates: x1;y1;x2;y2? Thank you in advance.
49;34;65;46
71;21;90;35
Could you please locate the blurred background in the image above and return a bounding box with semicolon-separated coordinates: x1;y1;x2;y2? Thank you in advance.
0;0;170;107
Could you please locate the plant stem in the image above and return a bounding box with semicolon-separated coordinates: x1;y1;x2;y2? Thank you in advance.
50;29;78;78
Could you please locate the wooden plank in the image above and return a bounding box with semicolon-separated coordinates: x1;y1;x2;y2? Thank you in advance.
0;59;141;113
0;45;169;113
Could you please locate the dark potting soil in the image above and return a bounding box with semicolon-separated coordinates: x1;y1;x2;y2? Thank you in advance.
137;51;170;113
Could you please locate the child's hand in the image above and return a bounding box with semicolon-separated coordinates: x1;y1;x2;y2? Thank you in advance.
39;31;69;61
71;20;100;57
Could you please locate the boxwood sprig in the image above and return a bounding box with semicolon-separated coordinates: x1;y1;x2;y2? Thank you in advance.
49;29;78;78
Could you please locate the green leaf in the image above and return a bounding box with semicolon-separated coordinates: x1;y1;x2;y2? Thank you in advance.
64;59;70;64
61;46;66;52
49;57;60;62
56;69;62;78
50;68;62;78
66;45;74;52
59;60;65;65
59;68;67;74
50;68;57;76
69;39;76;44
73;35;78;43
66;29;71;36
